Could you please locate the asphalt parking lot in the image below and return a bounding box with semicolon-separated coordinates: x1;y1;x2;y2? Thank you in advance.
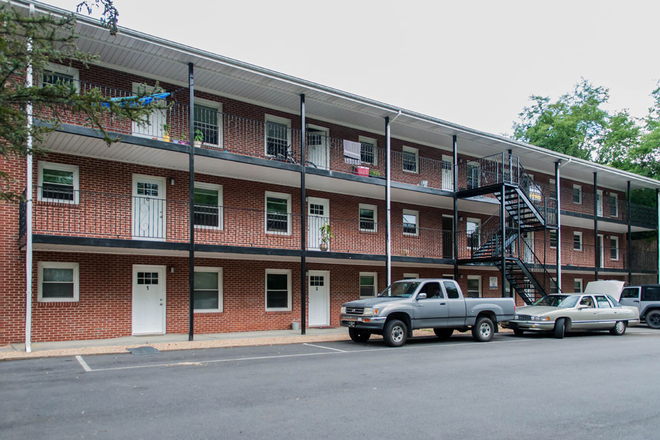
2;327;659;440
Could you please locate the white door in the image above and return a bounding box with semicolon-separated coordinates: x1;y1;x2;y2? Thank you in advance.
308;197;330;250
596;190;603;217
132;265;166;334
598;234;604;267
133;175;166;241
442;155;453;190
307;126;329;170
308;271;330;327
522;232;534;264
132;83;167;139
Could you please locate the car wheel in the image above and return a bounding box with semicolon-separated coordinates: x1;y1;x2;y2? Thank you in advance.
348;328;371;342
609;321;627;336
383;319;407;347
554;318;566;339
433;328;453;341
513;329;524;337
646;310;660;329
472;317;494;342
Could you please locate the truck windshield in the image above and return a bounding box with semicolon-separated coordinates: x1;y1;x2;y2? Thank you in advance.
378;281;420;298
532;295;579;308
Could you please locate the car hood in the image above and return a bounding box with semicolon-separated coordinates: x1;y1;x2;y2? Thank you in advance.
343;297;404;308
516;306;563;316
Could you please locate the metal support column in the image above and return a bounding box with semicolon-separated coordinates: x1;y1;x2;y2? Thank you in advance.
24;2;35;353
594;172;599;281
501;183;506;298
453;135;459;280
627;181;631;283
300;94;307;335
385;117;392;286
556;161;561;291
188;62;195;341
657;189;660;283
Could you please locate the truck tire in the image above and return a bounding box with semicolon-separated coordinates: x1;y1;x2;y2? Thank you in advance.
383;319;407;347
609;321;627;336
348;328;371;342
554;318;566;339
433;328;453;341
646;310;660;329
471;316;494;342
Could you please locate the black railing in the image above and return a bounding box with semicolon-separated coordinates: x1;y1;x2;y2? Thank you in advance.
19;190;27;238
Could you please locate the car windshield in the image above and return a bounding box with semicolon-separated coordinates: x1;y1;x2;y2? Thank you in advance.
606;294;622;307
532;295;579;308
378;281;420;298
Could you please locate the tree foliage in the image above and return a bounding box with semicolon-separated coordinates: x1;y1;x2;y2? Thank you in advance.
0;3;163;201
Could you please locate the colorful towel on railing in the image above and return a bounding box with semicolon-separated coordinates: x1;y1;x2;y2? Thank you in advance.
343;140;361;165
100;92;170;108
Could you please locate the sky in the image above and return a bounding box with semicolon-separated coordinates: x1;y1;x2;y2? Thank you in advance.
42;0;660;137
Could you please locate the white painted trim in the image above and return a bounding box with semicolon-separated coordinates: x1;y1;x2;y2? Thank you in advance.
194;266;223;313
574;278;584;293
132;174;167;242
194;182;224;230
467;275;482;298
403;209;419;236
359;203;378;232
402;146;419;174
265;268;292;311
37;161;79;204
37;262;79;302
308;269;330;327
42;63;80;93
574;231;583;251
265;191;292;236
610;236;619;261
403;273;419;279
359;271;378;298
596;189;604;217
610;193;618;217
132;264;167;335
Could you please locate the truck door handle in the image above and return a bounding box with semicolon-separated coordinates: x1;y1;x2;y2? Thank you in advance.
440;303;446;305
633;300;639;303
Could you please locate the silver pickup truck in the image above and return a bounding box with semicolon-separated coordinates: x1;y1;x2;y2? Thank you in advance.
339;278;515;347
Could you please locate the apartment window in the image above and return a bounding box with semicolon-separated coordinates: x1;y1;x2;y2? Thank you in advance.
550;230;557;249
550;278;559;294
265;269;291;311
41;63;80;92
265;192;291;235
403;273;419;280
194;267;223;312
467;218;481;249
610;236;619;260
194;183;223;229
194;101;222;147
265;115;291;158
573;185;582;204
359;204;377;232
403;209;419;236
573;232;583;251
37;161;79;203
467;275;481;298
574;278;583;293
359;272;378;298
402;146;419;173
610;194;618;217
38;262;79;302
359;136;377;165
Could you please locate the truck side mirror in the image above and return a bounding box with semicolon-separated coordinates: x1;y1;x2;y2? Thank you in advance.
417;292;427;300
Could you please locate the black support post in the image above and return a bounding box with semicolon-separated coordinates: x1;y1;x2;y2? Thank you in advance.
453;135;459;280
188;62;195;341
385;117;391;286
627;181;631;283
556;161;561;290
300;94;306;335
594;172;599;281
501;183;506;298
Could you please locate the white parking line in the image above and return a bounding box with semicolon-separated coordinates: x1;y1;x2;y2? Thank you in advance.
303;343;347;352
75;355;92;372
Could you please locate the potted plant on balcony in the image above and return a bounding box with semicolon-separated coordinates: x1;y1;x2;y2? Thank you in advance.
369;169;383;179
319;223;333;252
162;124;171;143
194;129;204;147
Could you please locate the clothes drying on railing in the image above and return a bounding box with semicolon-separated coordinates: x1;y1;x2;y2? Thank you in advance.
100;92;170;108
343;140;361;165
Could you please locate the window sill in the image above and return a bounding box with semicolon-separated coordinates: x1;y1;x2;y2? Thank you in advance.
194;309;223;314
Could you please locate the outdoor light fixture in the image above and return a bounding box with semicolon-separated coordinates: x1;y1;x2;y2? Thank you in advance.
169;266;175;273
170;177;175;185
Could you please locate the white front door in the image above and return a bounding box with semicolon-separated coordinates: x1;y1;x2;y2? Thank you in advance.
598;234;604;267
307;126;329;170
308;270;330;327
132;265;166;334
522;232;534;264
308;197;330;250
132;83;167;139
597;190;603;217
442;155;453;191
132;175;166;240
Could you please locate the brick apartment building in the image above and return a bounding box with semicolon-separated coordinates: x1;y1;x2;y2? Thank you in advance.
1;1;659;346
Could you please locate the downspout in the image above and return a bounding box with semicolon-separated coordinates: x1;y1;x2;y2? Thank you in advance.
594;172;599;281
188;62;195;341
385;110;401;286
627;181;631;284
24;2;35;353
453;135;458;280
555;161;561;291
657;189;659;284
300;94;306;335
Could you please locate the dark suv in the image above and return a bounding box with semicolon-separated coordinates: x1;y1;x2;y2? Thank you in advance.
619;285;660;329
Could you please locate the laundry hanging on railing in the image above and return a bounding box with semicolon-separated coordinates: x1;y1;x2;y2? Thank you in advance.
100;92;170;108
343;140;361;165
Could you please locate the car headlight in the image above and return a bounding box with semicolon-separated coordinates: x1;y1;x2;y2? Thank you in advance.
363;307;375;316
340;306;346;314
531;316;550;321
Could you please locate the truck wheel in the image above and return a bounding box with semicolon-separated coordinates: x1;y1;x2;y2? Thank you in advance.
433;328;453;341
348;328;371;342
513;329;524;337
609;321;626;336
383;319;407;347
472;317;494;342
554;318;566;339
646;310;660;329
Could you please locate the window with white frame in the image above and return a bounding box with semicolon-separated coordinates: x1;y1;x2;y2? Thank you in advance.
550;277;559;294
610;236;619;260
265;115;291;158
194;267;223;312
359;204;377;232
467;161;481;189
402;146;419;173
573;232;583;251
403;273;419;280
38;161;79;204
265;192;291;235
41;63;80;92
194;100;222;147
402;209;419;236
467;218;481;249
573;185;582;204
38;262;79;302
265;269;291;311
574;278;583;293
610;194;618;217
194;183;223;229
359;272;378;297
550;230;557;249
467;275;481;298
359;136;377;166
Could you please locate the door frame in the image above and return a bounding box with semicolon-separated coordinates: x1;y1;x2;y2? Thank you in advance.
442;154;453;191
132;174;166;241
442;214;454;258
132;83;166;139
307;124;330;170
308;270;330;327
132;264;167;335
307;196;330;250
598;234;604;268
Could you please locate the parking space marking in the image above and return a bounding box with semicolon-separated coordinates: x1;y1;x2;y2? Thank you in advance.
75;355;92;372
303;343;347;352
